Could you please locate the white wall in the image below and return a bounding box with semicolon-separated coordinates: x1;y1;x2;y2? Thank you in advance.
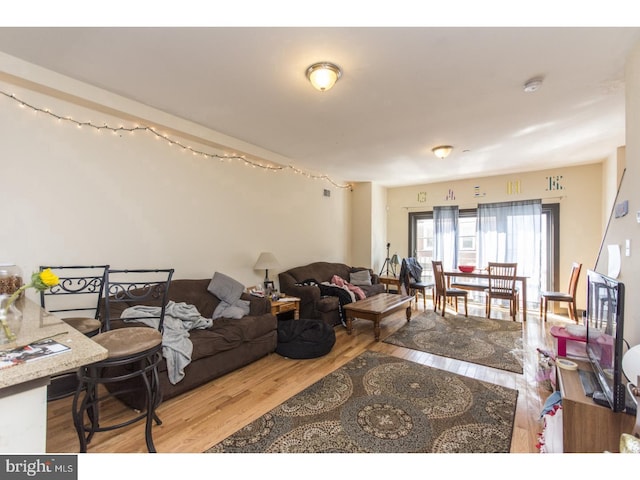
349;181;388;274
349;182;372;269
0;57;352;297
371;182;388;275
596;43;640;347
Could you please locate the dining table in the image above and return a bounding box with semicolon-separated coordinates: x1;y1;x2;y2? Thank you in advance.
444;269;529;321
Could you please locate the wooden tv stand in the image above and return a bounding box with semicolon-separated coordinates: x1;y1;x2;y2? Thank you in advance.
556;358;636;452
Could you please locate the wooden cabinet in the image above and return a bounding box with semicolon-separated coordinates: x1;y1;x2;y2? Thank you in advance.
556;359;635;452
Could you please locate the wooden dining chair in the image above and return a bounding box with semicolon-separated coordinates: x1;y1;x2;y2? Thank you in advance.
485;262;519;321
432;261;468;317
539;262;582;323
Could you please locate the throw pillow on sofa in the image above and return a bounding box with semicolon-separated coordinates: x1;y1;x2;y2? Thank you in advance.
208;272;244;304
212;299;251;319
349;269;372;286
208;272;250;319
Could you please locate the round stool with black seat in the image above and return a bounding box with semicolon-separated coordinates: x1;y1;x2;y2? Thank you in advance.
276;318;336;359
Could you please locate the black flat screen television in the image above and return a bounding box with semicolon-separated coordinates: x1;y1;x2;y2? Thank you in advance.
585;269;627;412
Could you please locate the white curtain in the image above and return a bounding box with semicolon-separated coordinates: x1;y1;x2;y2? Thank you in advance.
433;205;459;271
477;200;542;307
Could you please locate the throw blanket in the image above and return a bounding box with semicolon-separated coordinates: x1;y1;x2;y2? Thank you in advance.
330;275;366;300
317;283;354;327
121;301;213;385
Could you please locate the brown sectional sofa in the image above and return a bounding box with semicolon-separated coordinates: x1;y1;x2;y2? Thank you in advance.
101;278;277;409
278;261;386;327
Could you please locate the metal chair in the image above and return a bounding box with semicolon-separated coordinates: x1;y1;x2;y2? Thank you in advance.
485;262;519;321
540;262;582;323
39;265;109;401
72;268;174;453
432;260;468;317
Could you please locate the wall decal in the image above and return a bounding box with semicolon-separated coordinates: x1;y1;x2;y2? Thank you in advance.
545;175;564;191
506;180;521;195
474;186;486;197
417;192;427;203
445;189;455;201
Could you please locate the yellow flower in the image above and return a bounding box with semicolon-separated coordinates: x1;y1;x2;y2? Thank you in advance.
34;268;59;289
1;269;60;342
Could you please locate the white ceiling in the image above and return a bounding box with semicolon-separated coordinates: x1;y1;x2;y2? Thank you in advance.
1;26;639;187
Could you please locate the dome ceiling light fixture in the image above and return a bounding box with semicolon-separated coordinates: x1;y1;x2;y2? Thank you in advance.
432;145;454;159
523;76;544;93
306;62;342;92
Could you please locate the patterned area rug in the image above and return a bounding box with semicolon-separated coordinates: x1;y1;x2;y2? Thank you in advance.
205;350;518;453
383;311;524;374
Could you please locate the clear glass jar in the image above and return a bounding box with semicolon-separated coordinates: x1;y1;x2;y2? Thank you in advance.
0;293;22;344
0;263;23;296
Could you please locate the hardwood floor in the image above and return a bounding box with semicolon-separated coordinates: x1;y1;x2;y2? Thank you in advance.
46;300;574;454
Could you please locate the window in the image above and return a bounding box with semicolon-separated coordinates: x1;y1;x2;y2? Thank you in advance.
409;204;559;300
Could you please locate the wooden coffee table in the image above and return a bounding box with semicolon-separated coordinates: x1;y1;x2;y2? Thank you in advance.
344;293;413;341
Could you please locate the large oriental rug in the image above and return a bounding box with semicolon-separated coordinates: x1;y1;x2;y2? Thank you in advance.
206;350;518;453
383;311;524;374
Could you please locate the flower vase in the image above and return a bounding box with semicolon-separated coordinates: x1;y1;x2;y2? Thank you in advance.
0;294;22;345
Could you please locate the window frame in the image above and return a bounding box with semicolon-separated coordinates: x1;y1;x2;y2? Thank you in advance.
408;203;560;291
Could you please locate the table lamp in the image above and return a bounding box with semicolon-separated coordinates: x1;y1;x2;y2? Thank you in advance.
390;254;399;276
254;252;280;288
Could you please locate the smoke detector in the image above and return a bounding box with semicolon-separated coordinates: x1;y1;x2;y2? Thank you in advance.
523;77;544;93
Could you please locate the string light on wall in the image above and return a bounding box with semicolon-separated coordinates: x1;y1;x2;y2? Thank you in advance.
1;90;352;190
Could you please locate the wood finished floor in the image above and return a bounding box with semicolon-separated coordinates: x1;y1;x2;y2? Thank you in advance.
46;300;573;454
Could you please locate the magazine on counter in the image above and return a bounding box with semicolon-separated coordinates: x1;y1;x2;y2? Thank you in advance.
0;338;71;369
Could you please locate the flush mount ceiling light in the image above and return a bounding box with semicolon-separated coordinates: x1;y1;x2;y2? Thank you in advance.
306;62;342;92
432;145;453;159
523;76;544;93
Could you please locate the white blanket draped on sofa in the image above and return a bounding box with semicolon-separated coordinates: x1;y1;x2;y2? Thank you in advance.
121;301;213;384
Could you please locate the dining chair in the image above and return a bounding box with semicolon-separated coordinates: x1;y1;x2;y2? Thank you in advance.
485;262;519;321
39;264;109;401
432;261;468;317
72;268;174;453
399;257;434;310
539;262;582;323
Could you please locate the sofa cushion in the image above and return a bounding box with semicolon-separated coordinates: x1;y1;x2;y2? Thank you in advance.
360;283;386;297
315;295;340;312
190;313;276;361
208;272;244;306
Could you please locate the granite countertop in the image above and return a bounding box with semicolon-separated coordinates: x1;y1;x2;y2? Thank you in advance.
0;297;108;389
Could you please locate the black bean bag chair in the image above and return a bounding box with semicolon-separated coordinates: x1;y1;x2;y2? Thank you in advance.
276;318;336;359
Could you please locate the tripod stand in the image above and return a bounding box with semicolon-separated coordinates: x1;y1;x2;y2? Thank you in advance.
379;243;398;277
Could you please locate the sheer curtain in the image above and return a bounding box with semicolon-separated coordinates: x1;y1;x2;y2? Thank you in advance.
477;200;542;308
433;205;459;271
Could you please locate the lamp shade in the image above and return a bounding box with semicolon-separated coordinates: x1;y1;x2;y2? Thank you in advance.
306;62;342;92
254;252;280;270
